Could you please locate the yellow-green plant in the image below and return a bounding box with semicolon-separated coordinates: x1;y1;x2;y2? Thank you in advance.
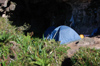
71;47;100;66
0;17;69;66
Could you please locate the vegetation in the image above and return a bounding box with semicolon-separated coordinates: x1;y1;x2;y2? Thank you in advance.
71;47;100;66
0;17;69;66
0;17;100;66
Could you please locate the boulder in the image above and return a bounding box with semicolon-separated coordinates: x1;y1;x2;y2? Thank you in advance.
67;36;100;57
0;0;8;7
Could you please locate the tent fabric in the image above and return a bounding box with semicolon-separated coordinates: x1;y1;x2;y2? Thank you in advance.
44;26;56;38
70;15;75;27
90;28;98;37
90;27;100;37
45;25;81;44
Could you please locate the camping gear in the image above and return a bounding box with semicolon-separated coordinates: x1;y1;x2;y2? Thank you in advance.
44;25;81;44
80;34;84;39
84;35;89;37
70;15;75;27
90;27;100;37
44;26;56;38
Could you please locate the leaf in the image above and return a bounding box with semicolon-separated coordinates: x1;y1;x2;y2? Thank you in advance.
30;61;42;66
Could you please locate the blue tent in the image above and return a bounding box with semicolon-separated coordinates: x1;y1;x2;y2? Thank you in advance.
90;27;100;37
44;26;56;38
45;25;81;44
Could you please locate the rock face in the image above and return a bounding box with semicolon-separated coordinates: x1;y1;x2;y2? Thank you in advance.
0;0;100;36
0;0;16;18
0;0;8;7
67;36;100;57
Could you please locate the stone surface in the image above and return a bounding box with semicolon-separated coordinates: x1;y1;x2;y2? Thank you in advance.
67;36;100;57
0;0;8;7
0;0;100;36
9;2;16;11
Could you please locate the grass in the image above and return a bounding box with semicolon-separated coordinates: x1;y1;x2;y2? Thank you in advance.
71;47;100;66
0;17;69;66
0;17;100;66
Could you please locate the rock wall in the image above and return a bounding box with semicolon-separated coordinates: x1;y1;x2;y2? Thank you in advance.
0;0;100;36
70;0;100;34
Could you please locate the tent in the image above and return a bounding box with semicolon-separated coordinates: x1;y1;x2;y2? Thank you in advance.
90;27;100;37
44;26;56;38
44;25;81;44
70;15;75;27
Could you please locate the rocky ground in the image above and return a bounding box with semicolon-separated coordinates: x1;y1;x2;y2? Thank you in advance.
67;35;100;57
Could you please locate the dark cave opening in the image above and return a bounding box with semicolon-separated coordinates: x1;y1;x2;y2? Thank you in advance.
6;0;100;37
8;0;72;37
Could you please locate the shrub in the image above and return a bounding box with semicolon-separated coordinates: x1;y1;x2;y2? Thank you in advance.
71;47;100;66
0;17;69;66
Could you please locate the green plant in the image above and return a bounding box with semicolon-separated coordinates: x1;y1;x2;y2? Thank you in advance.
71;47;100;66
0;17;70;66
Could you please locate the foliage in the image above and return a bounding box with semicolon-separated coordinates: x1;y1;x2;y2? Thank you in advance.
0;17;69;66
71;47;100;66
1;17;100;66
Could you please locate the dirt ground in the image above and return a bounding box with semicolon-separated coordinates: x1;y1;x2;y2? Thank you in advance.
66;35;100;57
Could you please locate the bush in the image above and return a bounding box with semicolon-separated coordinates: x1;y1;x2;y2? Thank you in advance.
71;47;100;66
1;17;100;66
0;17;70;66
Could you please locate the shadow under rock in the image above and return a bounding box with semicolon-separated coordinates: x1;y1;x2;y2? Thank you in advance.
61;58;73;66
